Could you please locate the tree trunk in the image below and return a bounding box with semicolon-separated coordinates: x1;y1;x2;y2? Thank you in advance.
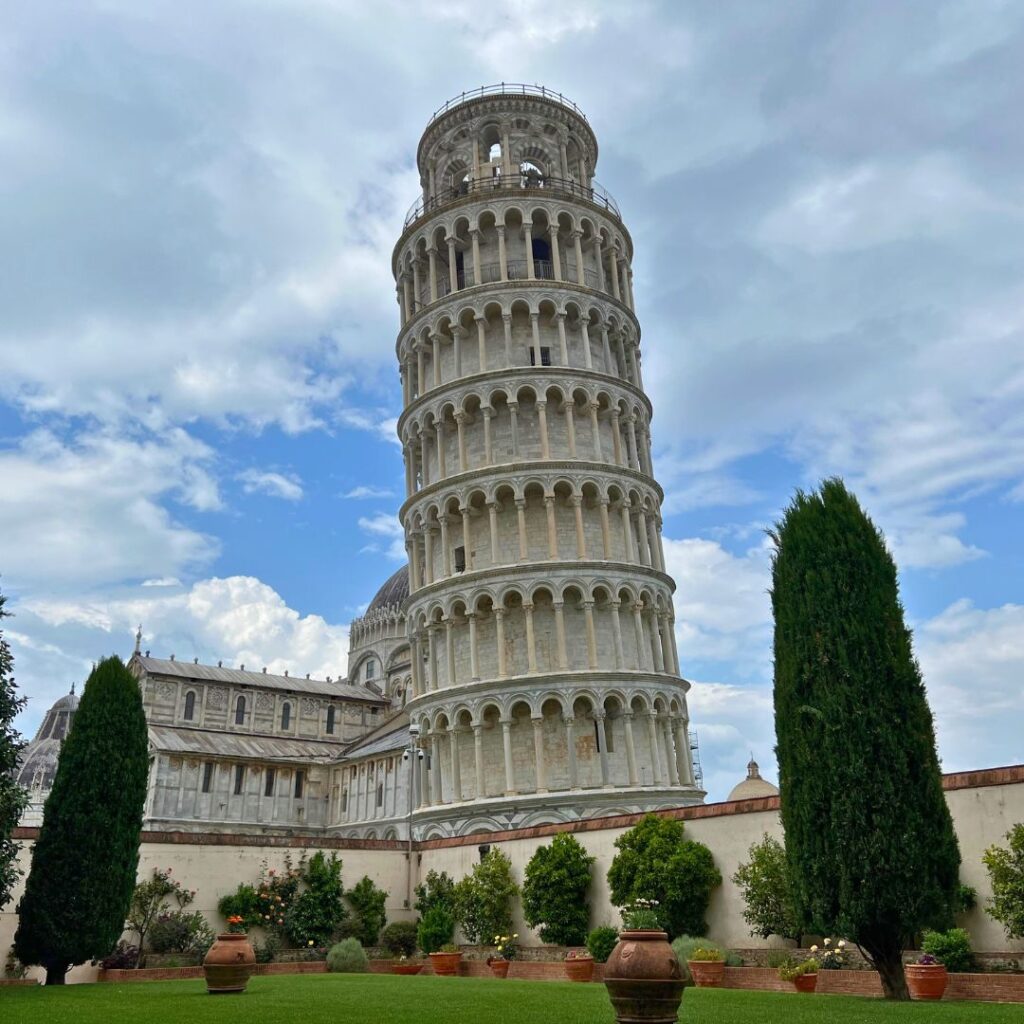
44;962;68;985
873;949;909;1000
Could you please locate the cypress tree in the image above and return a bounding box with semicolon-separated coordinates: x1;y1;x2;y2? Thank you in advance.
0;589;28;911
771;479;960;999
14;655;148;984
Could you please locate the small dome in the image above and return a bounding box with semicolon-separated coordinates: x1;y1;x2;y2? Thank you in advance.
366;565;409;612
16;686;79;794
726;758;779;802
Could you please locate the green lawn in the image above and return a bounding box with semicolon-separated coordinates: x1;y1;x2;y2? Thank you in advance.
1;973;1020;1023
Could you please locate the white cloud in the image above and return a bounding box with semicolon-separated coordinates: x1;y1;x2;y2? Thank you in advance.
237;468;304;502
141;577;183;588
357;512;406;560
341;485;395;500
0;428;219;589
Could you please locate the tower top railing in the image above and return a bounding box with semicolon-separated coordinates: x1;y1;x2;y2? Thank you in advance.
425;84;589;128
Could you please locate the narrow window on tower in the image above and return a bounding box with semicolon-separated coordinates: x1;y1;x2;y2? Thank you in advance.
529;346;552;366
201;761;214;793
183;690;196;721
234;695;246;725
454;545;466;573
233;764;245;796
264;767;276;797
326;705;336;734
280;702;291;730
294;770;304;799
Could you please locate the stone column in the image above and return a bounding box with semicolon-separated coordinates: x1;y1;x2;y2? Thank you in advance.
445;618;456;686
647;713;664;785
649;610;664;672
623;712;639;785
555;312;569;365
497;225;508;281
429;734;443;804
544;496;558;558
563;716;578;789
583;600;598;669
594;236;605;290
661;716;680;785
501;719;516;795
532;716;548;792
579;318;594;369
564;399;577;456
446;236;458;294
620;502;635;562
537;400;551;458
475;315;487;372
468;612;480;680
460;506;472;570
502;313;513;366
523;222;536;279
435;421;446;480
439;514;451;577
423;527;434;585
675;719;694;786
550;225;562;281
553;600;569;669
473;723;485;798
571;495;586;559
523;602;538;672
516;499;529;561
572;230;586;286
599;498;612;558
482;407;493;463
449;726;462;802
600;324;612;372
608;250;621;300
428;246;439;302
594;711;610;786
633;603;648;670
509;401;519;454
495;607;507;677
418;746;430;807
589;402;603;460
410;633;423;696
470;229;481;286
658;613;673;673
609;600;625;668
488;501;499;564
626;416;640;470
610;409;623;465
637;509;652;566
530;314;543;369
455;412;468;472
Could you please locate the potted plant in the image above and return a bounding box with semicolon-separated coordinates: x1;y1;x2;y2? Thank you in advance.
486;934;518;978
779;956;819;993
687;946;726;988
565;949;594;983
392;954;423;976
202;915;256;994
381;921;422;975
429;943;463;977
603;900;685;1023
905;953;948;1001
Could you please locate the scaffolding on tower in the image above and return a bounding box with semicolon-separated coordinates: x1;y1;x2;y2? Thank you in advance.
689;729;704;791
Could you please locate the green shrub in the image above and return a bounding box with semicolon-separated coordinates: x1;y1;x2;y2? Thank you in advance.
285;852;346;947
607;815;721;939
326;937;367;973
984;824;1024;939
414;870;457;917
671;936;723;983
346;876;388;945
380;921;419;958
690;946;724;962
732;835;801;941
522;834;594;946
779;957;819;981
765;949;794;969
148;910;213;957
217;884;261;932
417;906;455;954
586;926;619;963
725;950;743;967
921;928;973;973
253;934;280;964
453;850;518;944
335;917;364;941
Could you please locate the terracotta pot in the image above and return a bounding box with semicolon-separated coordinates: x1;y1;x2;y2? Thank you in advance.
906;963;948;1000
392;962;423;975
202;933;256;994
687;959;725;988
565;957;595;982
604;930;685;1024
429;951;463;977
792;972;818;993
489;958;511;978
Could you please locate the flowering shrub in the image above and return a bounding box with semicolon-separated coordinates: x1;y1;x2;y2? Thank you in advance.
226;915;246;934
126;867;199;962
779;956;819;981
915;952;940;965
565;949;593;961
809;937;847;969
621;898;661;930
921;928;973;973
148;910;214;957
491;933;519;961
689;946;725;962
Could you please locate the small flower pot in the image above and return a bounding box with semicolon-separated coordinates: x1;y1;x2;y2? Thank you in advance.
604;930;685;1024
203;933;256;994
392;962;423;975
792;972;818;993
489;957;511;978
687;959;725;988
429;951;463;977
565;957;595;982
906;963;948;1000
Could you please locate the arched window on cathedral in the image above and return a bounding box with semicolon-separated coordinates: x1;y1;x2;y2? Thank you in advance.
326;706;336;734
183;690;196;721
281;702;291;730
235;695;246;725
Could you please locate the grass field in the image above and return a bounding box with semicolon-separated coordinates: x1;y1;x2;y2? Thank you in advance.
2;973;1021;1023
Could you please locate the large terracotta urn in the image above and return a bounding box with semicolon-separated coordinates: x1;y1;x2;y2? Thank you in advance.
687;959;725;987
603;930;685;1024
203;933;256;994
392;961;424;975
906;963;948;1000
488;957;511;978
428;951;463;977
565;955;595;982
792;972;818;993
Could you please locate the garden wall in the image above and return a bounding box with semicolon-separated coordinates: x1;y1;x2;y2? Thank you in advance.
3;764;1022;984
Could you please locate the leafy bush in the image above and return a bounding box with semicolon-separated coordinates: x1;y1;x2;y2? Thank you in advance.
97;941;139;970
765;949;794;969
254;856;305;939
417;906;455;954
326;937;368;973
414;870;457;917
126;867;197;957
921;928;973;973
4;946;28;980
779;957;819;981
732;834;801;941
217;884;261;932
984;824;1024;939
586;926;619;963
453;850;518;944
522;834;594;946
334;917;364;941
285;852;346;947
671;936;724;983
380;921;419;958
253;934;280;964
346;876;388;945
147;910;213;957
607;815;722;939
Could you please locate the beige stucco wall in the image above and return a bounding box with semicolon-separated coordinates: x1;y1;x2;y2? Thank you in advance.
4;775;1021;983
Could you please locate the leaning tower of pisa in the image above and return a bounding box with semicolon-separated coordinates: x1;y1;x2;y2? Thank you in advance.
394;85;702;837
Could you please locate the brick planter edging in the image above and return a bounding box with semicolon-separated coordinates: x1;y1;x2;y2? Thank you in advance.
99;962;329;983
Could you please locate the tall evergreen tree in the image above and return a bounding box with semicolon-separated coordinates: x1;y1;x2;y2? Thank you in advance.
0;588;29;911
14;655;148;984
771;479;960;999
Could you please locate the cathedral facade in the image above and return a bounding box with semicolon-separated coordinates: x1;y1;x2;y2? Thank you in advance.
20;85;703;842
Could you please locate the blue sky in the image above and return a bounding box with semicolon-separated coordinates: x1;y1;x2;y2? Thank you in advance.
1;1;1022;801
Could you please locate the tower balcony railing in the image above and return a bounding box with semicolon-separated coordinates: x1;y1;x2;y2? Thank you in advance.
425;83;589;127
414;260;600;310
404;173;620;229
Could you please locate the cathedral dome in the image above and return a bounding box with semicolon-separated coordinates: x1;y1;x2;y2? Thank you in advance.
17;686;79;794
366;565;409;612
726;758;779;802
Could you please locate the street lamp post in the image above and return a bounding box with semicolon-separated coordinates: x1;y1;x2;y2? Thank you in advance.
402;723;423;908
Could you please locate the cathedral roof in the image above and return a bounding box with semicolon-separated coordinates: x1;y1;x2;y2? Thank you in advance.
148;724;342;763
16;686;79;792
343;711;409;760
726;758;779;802
366;565;409;613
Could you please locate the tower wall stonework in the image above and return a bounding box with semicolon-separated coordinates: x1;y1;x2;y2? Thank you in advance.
394;86;703;837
